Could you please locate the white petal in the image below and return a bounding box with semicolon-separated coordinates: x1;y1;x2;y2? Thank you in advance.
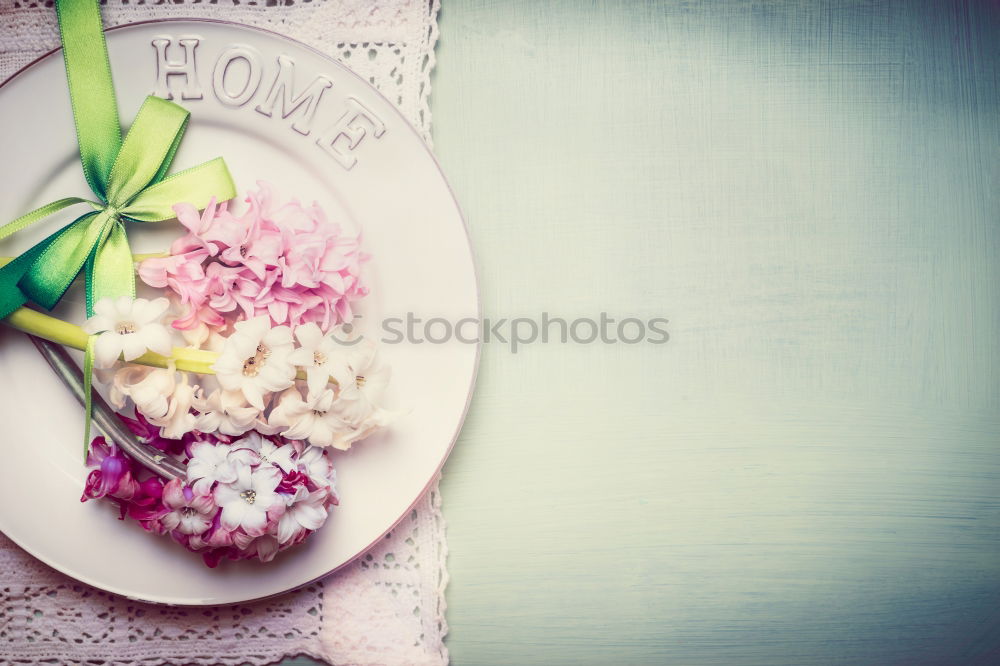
191;477;215;496
253;467;281;493
243;382;265;411
128;298;153;325
161;412;196;439
306;366;330;397
213;368;243;391
269;386;306;422
145;297;171;322
254;535;279;561
114;295;135;317
234;463;253;490
295;501;328;531
234;315;270;339
241;506;267;533
313;388;336;412
282;413;318;441
220;500;249;530
294;322;323;349
265;324;294;347
213;480;240;504
140;324;173;357
258;362;295;392
288;348;313;368
271;447;297;474
218;419;252;437
229;450;258;469
91;298;118;320
180;322;210;348
363;365;391;400
307;421;337;448
93;333;124;369
120;333;149;362
214;460;240;485
187;458;212;482
83;314;115;335
347;338;378;372
195;411;221;433
277;514;301;544
231;333;258;359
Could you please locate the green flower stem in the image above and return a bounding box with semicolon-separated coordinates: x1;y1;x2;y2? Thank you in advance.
3;306;317;382
4;307;217;374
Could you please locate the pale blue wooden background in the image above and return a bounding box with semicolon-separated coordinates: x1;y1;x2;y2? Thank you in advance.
286;1;1000;664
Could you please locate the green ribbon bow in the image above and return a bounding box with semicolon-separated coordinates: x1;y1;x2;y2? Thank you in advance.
0;0;236;455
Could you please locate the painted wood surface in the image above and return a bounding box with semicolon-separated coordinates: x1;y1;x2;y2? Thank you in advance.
285;1;1000;664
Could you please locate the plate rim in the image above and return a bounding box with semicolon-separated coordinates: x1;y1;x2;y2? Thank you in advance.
0;17;480;606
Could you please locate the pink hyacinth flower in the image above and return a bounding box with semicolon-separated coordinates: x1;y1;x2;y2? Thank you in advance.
160;478;217;535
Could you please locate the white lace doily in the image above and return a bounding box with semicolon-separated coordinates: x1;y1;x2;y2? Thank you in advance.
0;2;448;664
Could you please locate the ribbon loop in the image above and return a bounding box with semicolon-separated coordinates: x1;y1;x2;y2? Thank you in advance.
0;1;235;320
105;96;190;209
125;158;236;222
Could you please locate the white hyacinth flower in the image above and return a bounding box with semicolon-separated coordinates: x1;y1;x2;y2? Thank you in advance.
187;441;254;495
147;372;198;440
210;315;296;410
287;322;346;397
83;296;173;369
298;445;337;491
328;337;392;426
231;431;297;474
193;387;262;437
214;464;281;535
277;486;330;544
268;386;389;451
108;364;175;419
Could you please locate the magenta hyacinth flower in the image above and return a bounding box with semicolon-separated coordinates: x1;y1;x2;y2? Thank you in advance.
82;437;139;502
83;417;339;568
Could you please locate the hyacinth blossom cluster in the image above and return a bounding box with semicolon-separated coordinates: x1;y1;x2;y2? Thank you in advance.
138;182;368;332
82;424;338;566
85;300;394;450
70;184;393;566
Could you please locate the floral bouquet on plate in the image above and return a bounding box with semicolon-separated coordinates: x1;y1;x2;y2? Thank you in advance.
74;184;393;566
0;1;394;566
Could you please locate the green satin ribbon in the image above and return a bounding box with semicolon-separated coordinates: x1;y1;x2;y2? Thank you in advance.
0;0;236;455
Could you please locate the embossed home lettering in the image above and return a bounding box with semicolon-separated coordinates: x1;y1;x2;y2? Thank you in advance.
152;36;204;100
212;45;263;107
151;36;387;170
254;55;334;136
315;98;387;170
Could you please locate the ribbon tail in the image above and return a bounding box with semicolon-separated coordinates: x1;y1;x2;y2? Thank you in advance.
55;0;121;199
0;197;95;242
79;219;134;461
19;211;108;311
86;219;134;316
0;242;49;320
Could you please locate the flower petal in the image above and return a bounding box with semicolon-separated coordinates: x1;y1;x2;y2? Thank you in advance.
220;499;249;531
93;332;124;369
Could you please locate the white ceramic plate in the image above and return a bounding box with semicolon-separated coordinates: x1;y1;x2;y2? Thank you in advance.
0;20;477;605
